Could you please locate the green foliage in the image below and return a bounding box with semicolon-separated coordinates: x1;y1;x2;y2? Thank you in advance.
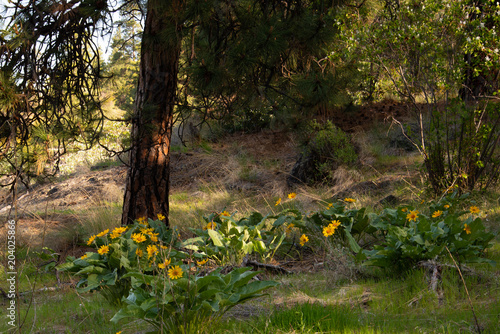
0;1;106;182
103;20;140;114
111;266;278;333
424;100;500;193
58;217;278;332
184;210;288;265
292;120;357;184
362;192;496;272
177;0;357;133
343;0;500;194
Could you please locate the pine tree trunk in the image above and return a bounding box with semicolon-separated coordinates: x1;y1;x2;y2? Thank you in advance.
121;0;182;226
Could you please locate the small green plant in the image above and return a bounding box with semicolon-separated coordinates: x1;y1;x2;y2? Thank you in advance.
362;192;496;272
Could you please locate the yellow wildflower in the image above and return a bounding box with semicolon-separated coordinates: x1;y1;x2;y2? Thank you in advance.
288;192;297;199
323;225;336;237
136;248;143;257
157;213;165;220
401;208;408;212
299;234;309;246
147;245;158;259
158;258;171;269
464;224;472;235
444;204;450;209
328;203;333;208
406;210;419;222
220;210;230;217
168;265;183;279
132;233;147;243
80;254;88;260
204;221;216;230
116;331;122;334
344;198;356;203
97;245;109;255
286;223;295;234
469;206;480;214
330;220;341;228
161;245;168;249
432;210;443;218
137;217;147;225
86;235;96;246
96;229;109;237
196;258;209;266
275;198;282;206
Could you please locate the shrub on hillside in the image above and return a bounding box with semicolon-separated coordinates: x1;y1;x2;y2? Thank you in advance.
289;120;357;185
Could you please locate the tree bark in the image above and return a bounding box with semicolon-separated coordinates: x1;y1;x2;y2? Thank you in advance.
121;0;182;226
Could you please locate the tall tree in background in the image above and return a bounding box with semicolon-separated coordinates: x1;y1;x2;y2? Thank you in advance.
105;19;141;113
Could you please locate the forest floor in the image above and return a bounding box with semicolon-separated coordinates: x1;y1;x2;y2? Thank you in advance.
3;101;499;333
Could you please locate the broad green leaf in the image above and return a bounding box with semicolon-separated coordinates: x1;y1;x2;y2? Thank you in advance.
207;229;224;247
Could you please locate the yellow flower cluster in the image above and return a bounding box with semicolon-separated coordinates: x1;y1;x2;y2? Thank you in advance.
464;224;472;234
196;258;208;266
110;227;128;239
147;245;158;259
288;192;297;199
132;233;147;243
469;206;480;214
323;220;341;237
344;198;356;203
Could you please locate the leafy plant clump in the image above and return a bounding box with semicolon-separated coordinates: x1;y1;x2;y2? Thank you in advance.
185;210;288;266
362;192;496;272
58;216;278;332
289;120;358;185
